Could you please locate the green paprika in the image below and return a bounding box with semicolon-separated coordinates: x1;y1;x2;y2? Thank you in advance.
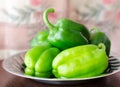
24;45;50;76
35;47;60;77
24;45;60;78
90;27;111;56
52;43;108;78
30;30;51;48
43;8;90;50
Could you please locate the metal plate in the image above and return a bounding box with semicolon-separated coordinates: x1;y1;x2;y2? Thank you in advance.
2;52;120;85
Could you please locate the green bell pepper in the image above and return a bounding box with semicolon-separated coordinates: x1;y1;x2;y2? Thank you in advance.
35;47;60;77
52;43;108;78
24;45;60;78
24;45;49;76
43;8;90;50
90;27;111;56
30;30;51;48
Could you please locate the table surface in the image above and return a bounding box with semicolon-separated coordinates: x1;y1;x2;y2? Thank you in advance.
0;60;120;87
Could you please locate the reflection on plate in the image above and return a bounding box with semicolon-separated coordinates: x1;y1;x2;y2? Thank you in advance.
2;52;120;85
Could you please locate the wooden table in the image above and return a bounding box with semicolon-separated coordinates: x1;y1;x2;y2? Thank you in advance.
0;60;120;87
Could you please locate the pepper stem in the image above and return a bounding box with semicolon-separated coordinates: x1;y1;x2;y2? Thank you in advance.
90;27;100;33
43;8;56;29
98;43;106;51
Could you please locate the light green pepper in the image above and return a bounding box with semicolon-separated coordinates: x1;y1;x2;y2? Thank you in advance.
24;46;60;78
35;47;60;77
52;43;108;78
24;46;50;76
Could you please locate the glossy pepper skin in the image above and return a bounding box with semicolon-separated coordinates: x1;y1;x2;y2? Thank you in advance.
52;43;108;78
35;47;60;77
43;8;90;50
30;30;51;48
90;27;111;56
24;45;50;76
24;46;60;78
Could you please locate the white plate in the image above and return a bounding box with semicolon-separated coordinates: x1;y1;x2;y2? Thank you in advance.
2;52;120;85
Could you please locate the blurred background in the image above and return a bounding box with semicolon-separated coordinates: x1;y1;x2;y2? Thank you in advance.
0;0;120;59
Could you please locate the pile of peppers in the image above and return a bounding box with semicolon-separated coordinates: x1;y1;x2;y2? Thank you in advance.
24;8;111;78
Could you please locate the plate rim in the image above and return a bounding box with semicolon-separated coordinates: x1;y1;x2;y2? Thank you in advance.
2;51;120;82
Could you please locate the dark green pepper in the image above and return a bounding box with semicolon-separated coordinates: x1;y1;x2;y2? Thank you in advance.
24;45;60;78
90;27;111;56
30;30;51;48
43;8;90;50
52;43;108;78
